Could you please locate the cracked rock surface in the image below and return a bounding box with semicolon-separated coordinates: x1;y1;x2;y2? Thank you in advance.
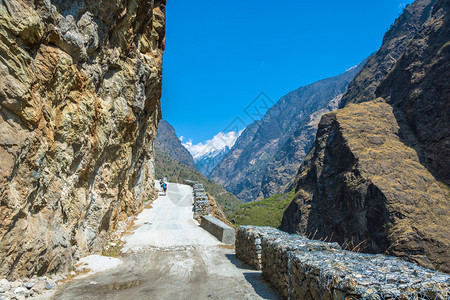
0;0;166;279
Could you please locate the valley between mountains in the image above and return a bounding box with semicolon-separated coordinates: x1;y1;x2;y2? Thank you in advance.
158;0;449;273
0;0;449;299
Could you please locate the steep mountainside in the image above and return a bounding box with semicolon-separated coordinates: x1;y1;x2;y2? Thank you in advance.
0;0;165;279
281;0;449;273
154;149;242;216
155;120;198;171
211;63;365;202
260;94;342;197
339;0;436;107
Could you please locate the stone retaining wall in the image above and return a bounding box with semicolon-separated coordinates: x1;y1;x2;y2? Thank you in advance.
184;180;210;217
193;200;209;217
236;226;450;299
236;226;285;270
262;231;341;299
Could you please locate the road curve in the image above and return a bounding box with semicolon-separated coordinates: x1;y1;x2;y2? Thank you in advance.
52;182;280;300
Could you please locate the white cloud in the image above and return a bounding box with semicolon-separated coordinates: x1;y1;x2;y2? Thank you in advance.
182;130;244;160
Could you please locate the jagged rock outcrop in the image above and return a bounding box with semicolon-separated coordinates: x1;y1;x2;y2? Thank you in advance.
0;0;166;279
281;0;449;272
339;0;436;107
211;63;365;202
376;0;450;185
155;120;199;171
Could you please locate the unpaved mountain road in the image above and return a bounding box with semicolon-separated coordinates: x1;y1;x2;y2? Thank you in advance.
52;183;280;300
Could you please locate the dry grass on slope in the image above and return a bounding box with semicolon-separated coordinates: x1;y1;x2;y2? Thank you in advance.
337;101;450;270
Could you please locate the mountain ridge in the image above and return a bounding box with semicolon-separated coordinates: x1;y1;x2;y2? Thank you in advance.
155;120;199;171
210;61;366;202
195;145;231;177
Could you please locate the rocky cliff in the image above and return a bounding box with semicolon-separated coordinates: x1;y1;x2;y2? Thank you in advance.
281;0;450;272
155;120;199;171
210;63;365;202
0;0;165;279
339;0;436;107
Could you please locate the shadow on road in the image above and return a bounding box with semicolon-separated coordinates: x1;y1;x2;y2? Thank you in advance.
225;253;255;271
225;253;280;300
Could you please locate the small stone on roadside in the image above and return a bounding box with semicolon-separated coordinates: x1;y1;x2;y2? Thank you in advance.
45;280;56;290
14;287;28;296
10;282;21;290
23;282;35;290
89;281;97;285
0;279;10;290
31;281;46;294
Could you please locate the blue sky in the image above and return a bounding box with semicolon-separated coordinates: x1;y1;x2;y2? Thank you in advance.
161;0;413;145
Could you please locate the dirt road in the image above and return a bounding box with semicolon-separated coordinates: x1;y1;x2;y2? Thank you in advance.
52;182;279;300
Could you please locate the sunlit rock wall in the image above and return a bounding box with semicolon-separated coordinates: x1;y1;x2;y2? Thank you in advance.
0;0;165;279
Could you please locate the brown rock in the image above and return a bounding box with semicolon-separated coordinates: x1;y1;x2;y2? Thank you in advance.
0;0;166;279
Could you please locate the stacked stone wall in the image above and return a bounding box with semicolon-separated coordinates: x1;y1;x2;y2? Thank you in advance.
261;231;340;298
184;180;210;217
236;226;450;299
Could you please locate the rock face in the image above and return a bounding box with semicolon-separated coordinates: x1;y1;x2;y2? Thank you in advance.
154;120;198;171
0;0;166;279
375;0;450;185
211;63;365;202
339;0;436;107
281;0;450;272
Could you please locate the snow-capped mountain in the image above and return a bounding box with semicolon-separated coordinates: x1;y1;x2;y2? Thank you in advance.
181;130;242;176
194;145;231;177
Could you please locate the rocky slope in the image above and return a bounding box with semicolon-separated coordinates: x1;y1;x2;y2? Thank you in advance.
260;94;342;198
0;0;165;279
155;120;199;171
339;0;436;107
210;63;365;202
281;0;450;272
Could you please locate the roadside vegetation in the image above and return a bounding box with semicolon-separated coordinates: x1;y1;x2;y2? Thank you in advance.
230;190;296;228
